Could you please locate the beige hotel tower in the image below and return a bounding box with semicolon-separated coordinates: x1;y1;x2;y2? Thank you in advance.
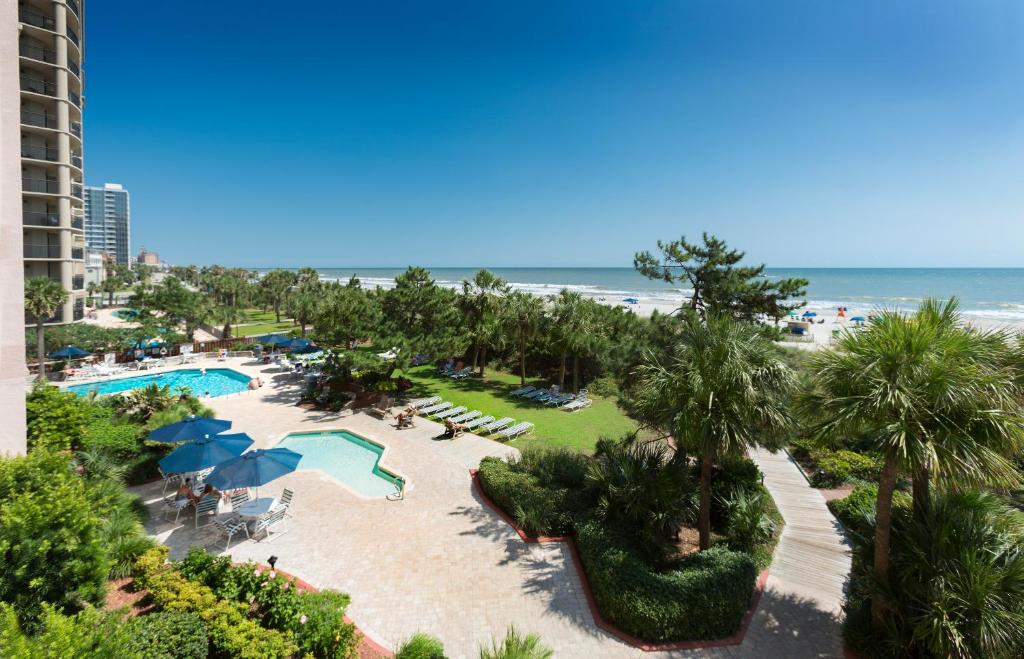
1;0;86;453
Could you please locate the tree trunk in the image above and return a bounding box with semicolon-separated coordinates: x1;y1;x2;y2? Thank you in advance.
274;301;281;323
36;320;46;381
698;447;713;550
108;291;114;305
573;355;580;393
871;455;899;628
558;352;566;390
519;340;526;385
223;323;232;339
471;344;480;371
479;346;487;377
912;464;930;520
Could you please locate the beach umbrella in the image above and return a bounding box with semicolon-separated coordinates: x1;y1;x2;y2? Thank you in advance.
292;344;321;355
282;337;312;350
787;310;799;317
158;432;254;474
802;311;817;318
622;297;639;304
149;415;232;443
48;345;89;359
850;316;866;322
254;334;291;346
204;448;302;498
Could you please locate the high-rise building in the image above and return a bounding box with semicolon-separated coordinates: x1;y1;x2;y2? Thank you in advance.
18;0;87;325
84;183;130;263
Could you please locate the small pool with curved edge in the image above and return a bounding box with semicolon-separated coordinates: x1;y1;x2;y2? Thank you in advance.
64;368;251;398
276;430;404;498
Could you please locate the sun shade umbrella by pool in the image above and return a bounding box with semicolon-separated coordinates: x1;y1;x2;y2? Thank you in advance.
158;432;254;474
204;448;302;498
48;345;90;359
281;337;312;350
149;415;232;443
255;334;291;346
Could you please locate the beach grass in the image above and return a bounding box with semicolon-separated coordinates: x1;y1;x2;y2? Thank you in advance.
400;365;639;452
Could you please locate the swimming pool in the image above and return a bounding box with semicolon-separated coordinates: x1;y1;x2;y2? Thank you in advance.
277;430;404;498
64;368;251;398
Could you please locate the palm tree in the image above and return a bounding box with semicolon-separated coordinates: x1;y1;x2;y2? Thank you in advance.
479;626;553;659
24;277;69;380
634;312;793;551
501;291;546;385
214;306;243;339
799;298;1023;629
460;270;508;373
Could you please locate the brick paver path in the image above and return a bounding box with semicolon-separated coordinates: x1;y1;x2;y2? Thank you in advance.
135;358;850;658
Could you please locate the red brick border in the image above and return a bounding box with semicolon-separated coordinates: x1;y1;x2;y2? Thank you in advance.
470;469;769;652
254;564;394;658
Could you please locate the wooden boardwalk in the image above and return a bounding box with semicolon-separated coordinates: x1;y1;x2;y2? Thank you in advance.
724;448;852;658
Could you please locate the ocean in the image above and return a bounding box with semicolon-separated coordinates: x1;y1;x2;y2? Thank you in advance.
259;267;1024;324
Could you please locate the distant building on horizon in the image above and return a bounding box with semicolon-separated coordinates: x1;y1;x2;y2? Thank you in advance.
137;246;160;266
83;183;130;264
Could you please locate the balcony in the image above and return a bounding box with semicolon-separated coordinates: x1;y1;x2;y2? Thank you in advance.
21;143;58;161
71;154;82;168
74;300;84;321
66;27;79;47
68;60;80;78
68;91;81;107
24;243;61;259
67;0;81;18
72;183;83;199
20;75;56;97
26;309;63;324
20;43;56;64
72;275;84;290
23;177;59;194
71;215;83;229
21;109;58;129
71;121;82;138
19;8;55;31
72;247;84;260
23;210;60;227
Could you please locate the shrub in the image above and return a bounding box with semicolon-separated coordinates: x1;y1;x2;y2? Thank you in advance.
810;449;882;488
0;452;109;625
0;602;139;658
26;384;90;452
81;418;141;459
100;507;155;579
125;611;208;659
478;457;584;536
294;590;358;659
574;518;757;642
586;374;618;399
721;488;776;553
710;457;763;526
829;484;910;545
397;632;446;659
134;548;297;659
512;447;589;490
479;626;553;659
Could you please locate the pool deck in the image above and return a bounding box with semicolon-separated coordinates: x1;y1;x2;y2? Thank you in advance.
135;357;846;658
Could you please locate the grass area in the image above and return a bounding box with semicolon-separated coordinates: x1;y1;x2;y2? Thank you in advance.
235;321;299;337
400;365;639;452
239;309;287;324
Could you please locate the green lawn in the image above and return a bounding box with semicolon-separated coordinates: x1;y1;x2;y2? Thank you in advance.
235;321;299;337
239;309;286;324
399;365;639;452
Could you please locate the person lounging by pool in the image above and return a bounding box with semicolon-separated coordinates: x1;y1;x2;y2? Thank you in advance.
442;418;464;439
394;405;417;428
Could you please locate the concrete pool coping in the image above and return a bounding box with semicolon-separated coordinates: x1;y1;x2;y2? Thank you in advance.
272;427;411;501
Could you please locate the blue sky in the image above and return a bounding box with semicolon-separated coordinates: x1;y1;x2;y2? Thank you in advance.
84;1;1024;268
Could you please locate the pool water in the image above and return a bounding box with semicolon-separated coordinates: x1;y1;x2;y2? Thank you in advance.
277;430;404;498
64;368;251;398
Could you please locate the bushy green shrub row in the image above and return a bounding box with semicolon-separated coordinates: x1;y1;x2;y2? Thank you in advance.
0;602;139;658
809;449;883;488
575;518;757;642
477;456;589;536
828;484;911;543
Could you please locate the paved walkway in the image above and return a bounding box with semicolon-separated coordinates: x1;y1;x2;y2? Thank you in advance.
132;358;850;658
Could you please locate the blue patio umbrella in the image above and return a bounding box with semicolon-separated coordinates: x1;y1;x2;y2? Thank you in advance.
850;316;866;322
802;311;817;318
282;337;312;350
48;345;89;359
622;297;639;304
158;432;254;474
290;343;321;354
254;334;291;346
204;448;302;498
149;415;232;443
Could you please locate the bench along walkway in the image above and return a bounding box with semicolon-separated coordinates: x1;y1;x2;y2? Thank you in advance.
727;447;852;658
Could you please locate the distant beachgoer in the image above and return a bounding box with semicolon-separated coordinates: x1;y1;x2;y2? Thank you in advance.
204;391;211;398
443;418;463;439
395;405;416;428
838;307;845;319
159;346;168;358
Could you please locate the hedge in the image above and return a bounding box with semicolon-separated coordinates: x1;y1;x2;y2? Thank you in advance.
575;518;758;642
477;457;585;536
810;449;883;488
125;611;208;659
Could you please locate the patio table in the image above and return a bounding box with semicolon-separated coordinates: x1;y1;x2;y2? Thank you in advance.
236;497;278;518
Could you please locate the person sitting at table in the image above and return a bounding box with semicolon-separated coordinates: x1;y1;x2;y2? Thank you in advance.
62;364;76;380
174;478;194;504
189;483;222;505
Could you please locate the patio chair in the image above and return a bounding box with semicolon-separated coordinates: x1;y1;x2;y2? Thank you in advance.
449;410;481;424
480;417;514;434
522;388;551;401
194;495;220;529
419;401;451;415
279;488;294;515
432;405;467;420
161;495;190;523
462;414;495;430
497;422;534;441
410;395;441;409
213;515;249;550
159;467;183;496
450;367;474;379
228;490;251;512
366;396;394;419
253;507;289;542
509;385;536;397
545;393;575;407
562;397;592;412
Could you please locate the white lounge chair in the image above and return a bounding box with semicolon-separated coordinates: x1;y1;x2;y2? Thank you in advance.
562;397;592;412
432;405;467;420
449;410;482;424
161;495;189;523
253;507;288;542
410;395;441;409
497;422;534;441
159;467;182;496
213;515;249;550
463;415;495;430
510;385;536;397
450;367;474;379
419;401;451;415
194;495;220;529
480;417;514;434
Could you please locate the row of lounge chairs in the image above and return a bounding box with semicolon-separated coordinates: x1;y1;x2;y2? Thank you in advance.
508;385;593;412
408;396;534;440
439;365;474;380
